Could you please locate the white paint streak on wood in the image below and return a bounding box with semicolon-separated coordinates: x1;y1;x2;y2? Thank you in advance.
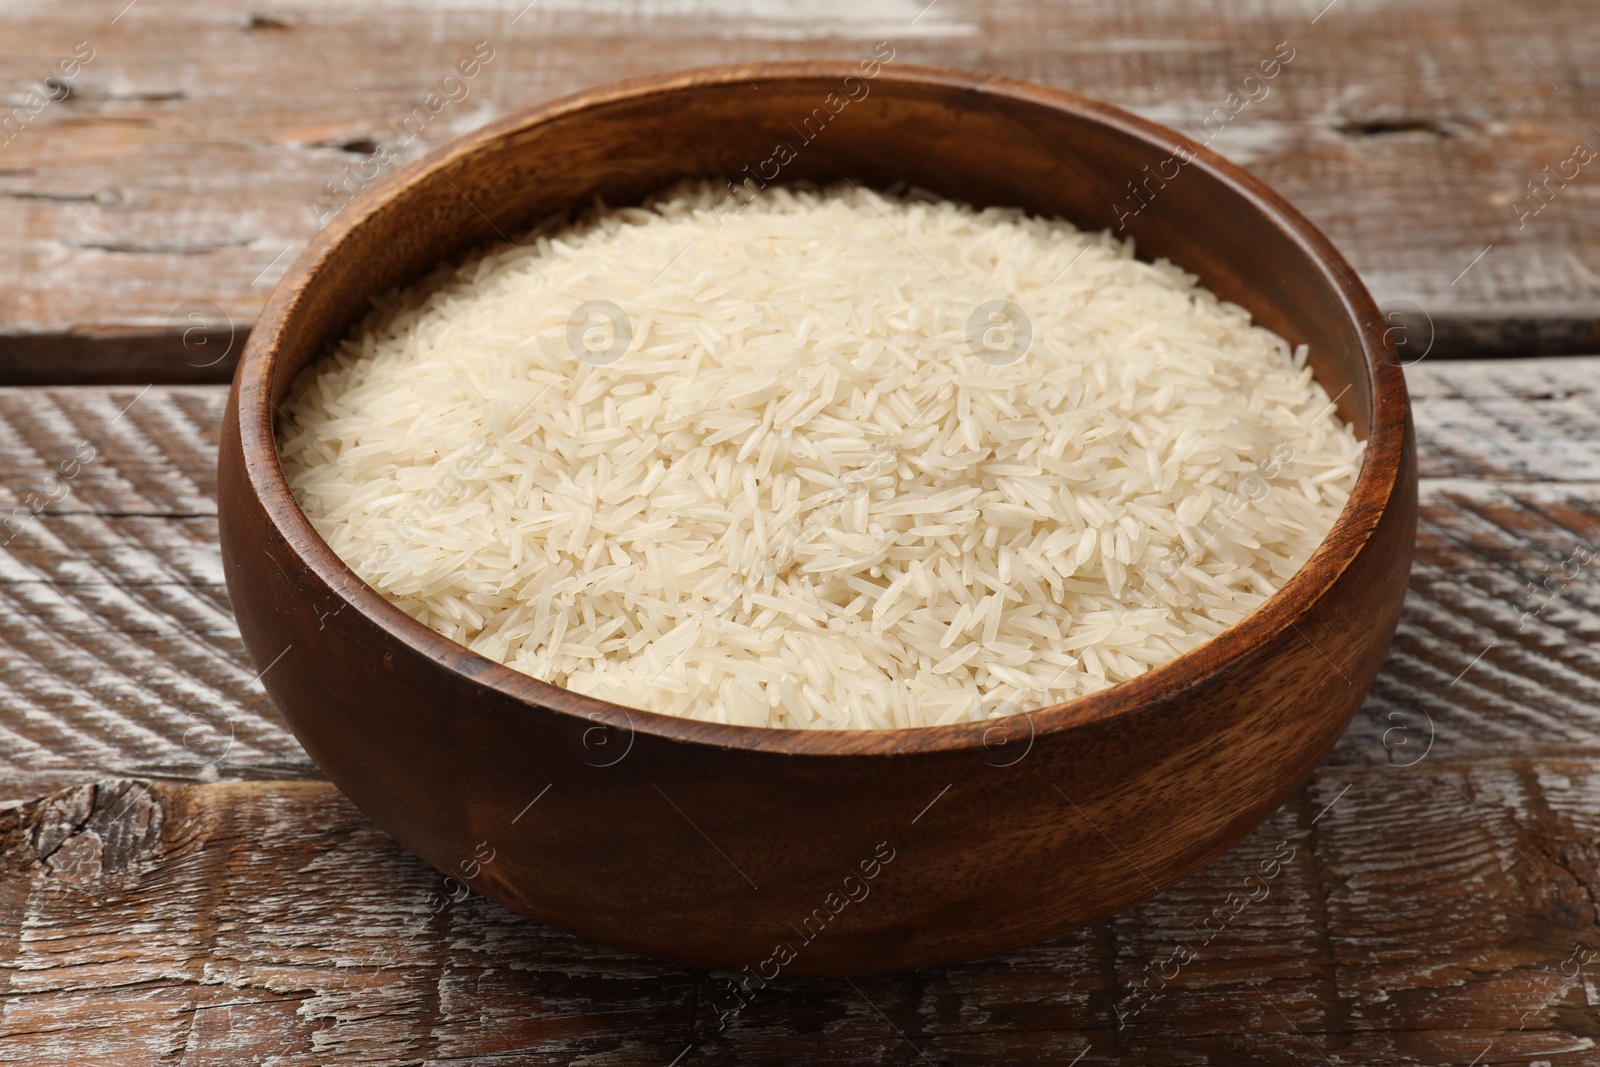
449;0;977;39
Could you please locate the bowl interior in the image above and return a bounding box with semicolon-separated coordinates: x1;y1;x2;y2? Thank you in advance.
247;63;1393;750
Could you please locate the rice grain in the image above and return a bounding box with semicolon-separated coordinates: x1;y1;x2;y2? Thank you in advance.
279;181;1364;730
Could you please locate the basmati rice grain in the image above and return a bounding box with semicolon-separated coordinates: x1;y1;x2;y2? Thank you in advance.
279;180;1364;730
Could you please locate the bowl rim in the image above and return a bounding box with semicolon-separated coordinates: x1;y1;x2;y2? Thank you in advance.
234;60;1405;758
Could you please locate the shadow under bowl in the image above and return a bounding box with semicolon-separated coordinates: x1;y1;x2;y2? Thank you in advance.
218;62;1416;975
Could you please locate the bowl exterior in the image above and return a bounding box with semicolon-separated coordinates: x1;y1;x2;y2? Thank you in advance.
218;63;1415;974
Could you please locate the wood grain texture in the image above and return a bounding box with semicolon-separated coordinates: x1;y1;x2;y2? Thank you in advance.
0;767;1596;1065
0;386;316;797
2;0;1599;381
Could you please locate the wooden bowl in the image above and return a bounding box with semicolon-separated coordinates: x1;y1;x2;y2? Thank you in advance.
218;62;1415;975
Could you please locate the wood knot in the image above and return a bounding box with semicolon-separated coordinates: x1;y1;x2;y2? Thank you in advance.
28;780;164;877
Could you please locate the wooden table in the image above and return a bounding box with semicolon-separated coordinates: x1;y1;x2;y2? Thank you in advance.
3;2;1598;1063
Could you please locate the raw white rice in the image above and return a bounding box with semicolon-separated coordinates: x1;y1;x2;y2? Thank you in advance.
279;180;1364;730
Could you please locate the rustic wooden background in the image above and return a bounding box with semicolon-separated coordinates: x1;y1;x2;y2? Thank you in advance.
3;0;1598;1064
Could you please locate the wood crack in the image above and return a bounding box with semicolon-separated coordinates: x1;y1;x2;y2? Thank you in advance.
1334;117;1456;139
63;239;257;257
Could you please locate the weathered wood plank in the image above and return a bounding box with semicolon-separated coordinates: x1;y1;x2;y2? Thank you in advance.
0;766;1595;1064
1409;358;1600;483
1;0;1598;381
0;386;316;796
2;359;1599;796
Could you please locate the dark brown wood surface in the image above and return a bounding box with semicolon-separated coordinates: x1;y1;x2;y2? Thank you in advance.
2;0;1600;383
2;767;1596;1066
5;0;1600;1059
2;359;1597;1061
